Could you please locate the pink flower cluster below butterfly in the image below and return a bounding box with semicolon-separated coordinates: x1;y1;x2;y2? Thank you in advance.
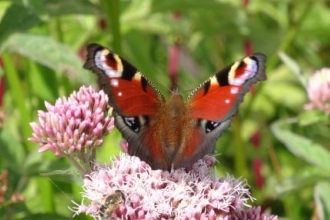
84;43;266;171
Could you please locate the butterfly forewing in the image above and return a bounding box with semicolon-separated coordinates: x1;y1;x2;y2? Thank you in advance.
84;43;164;116
187;53;266;121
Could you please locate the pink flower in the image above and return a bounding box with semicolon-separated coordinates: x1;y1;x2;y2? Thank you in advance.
227;206;277;220
29;86;114;174
304;68;330;114
73;153;277;220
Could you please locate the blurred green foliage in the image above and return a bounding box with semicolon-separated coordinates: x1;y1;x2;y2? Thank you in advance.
0;0;329;219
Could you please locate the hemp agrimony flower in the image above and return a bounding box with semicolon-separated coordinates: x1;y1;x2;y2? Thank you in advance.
29;86;114;174
73;153;277;220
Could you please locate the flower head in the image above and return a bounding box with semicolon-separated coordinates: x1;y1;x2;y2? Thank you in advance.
304;68;330;114
73;153;276;220
29;86;114;174
227;206;277;220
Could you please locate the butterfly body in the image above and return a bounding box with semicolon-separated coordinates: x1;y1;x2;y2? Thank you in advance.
84;43;266;171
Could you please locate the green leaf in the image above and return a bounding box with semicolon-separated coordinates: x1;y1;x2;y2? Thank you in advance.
275;167;330;196
2;53;34;150
23;150;72;177
278;51;306;87
264;82;306;110
20;213;71;220
314;182;330;220
0;3;41;44
28;62;58;101
298;109;329;126
40;169;78;177
271;120;330;172
23;0;99;17
151;0;234;12
0;129;25;173
2;33;94;85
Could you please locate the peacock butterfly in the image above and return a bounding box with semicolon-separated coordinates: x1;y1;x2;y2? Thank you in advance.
84;43;266;171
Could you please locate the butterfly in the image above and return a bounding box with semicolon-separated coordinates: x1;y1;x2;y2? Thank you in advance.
99;190;125;218
84;43;266;171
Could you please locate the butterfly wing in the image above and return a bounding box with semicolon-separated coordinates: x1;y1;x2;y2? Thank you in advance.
84;43;164;116
188;53;266;121
172;54;267;168
84;44;168;169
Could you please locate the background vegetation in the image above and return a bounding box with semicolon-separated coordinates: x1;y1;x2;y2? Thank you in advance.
0;0;329;219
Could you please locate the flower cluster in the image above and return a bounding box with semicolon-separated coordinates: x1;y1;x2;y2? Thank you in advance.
73;153;277;220
29;86;114;174
304;67;330;115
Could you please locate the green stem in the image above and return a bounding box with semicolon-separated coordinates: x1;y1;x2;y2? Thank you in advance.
100;0;122;53
2;54;33;151
243;0;314;119
55;17;64;43
267;0;313;71
233;116;248;177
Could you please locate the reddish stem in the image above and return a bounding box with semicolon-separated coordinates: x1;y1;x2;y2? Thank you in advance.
168;12;181;90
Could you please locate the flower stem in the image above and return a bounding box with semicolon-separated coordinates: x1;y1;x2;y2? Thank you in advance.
67;154;89;176
100;0;122;53
233;116;248;177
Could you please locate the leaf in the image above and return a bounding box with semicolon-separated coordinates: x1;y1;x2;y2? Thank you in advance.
298;109;329;126
40;169;78;177
0;3;41;44
274;167;330;196
2;33;94;85
28;62;58;101
0;129;25;173
264;82;306;110
271;120;330;172
278;51;306;87
23;149;72;177
151;0;234;12
20;213;71;220
24;0;99;16
314;182;330;220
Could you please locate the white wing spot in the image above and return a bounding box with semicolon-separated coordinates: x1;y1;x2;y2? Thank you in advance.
111;79;119;87
230;87;239;94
